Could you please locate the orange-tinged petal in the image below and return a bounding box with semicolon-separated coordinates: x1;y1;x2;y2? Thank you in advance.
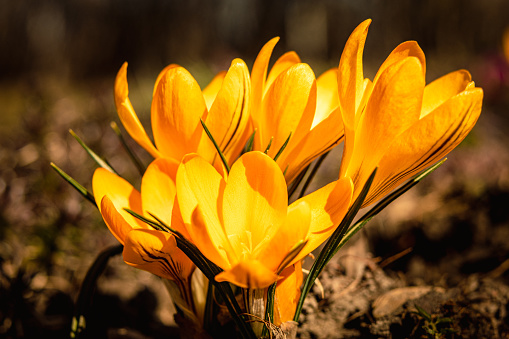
421;70;472;118
123;229;195;281
215;259;279;289
199;59;251;165
281;107;344;184
255;201;310;272
366;87;483;206
337;19;371;131
274;263;303;326
92;167;145;229
151;66;207;161
141;157;179;226
223;152;287;251
344;57;425;196
291;177;353;263
265;51;302;96
115;62;161;158
176;154;232;269
373;41;426;86
251;37;279;148
259;63;316;158
152;64;179;97
202;70;227;111
100;196;132;245
315;68;339;128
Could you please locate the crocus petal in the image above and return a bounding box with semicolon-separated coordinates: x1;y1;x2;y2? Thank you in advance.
141;157;179;226
198;59;251;165
265;51;302;96
259;63;316;158
92;167;145;229
291;176;353;263
273;263;303;326
281;107;344;184
421;70;472;118
373;41;426;86
366;87;483;206
100;196;132;244
344;57;425;197
202;71;227;111
151;66;207;161
176;154;232;269
251;37;279;113
215;259;279;289
115;62;161;158
255;201;310;272
223;151;287;252
315;68;339;128
123;229;195;282
337;19;371;131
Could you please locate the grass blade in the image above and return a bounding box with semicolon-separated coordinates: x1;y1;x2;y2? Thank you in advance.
69;129;118;175
50;162;96;207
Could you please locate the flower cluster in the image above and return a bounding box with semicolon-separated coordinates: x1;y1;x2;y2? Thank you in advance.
77;19;482;337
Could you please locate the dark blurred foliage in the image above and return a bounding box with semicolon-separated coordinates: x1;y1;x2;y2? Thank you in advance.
1;1;509;338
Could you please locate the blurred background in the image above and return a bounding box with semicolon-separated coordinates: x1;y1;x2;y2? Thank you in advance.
1;0;509;338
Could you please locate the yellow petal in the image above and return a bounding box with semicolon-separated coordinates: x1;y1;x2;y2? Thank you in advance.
273;263;303;326
281;107;344;184
337;19;371;131
176;154;232;269
223;152;288;253
315;68;339;128
202;70;227;111
123;229;195;282
251;37;279;113
215;259;279;289
259;63;316;158
255;201;310;272
292;177;353;262
92;167;145;229
345;57;425;197
151;66;207;161
265;51;302;96
115;62;161;158
366;87;483;206
251;37;279;148
141;157;179;226
99;196;132;245
421;70;472;118
373;41;426;86
198;59;251;165
153;64;179;97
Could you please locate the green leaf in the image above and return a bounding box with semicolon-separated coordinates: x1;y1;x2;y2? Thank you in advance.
294;168;377;321
273;132;292;162
245;129;256;153
298;151;329;199
200;119;230;174
69;129;118;175
263;136;274;154
71;244;123;338
262;282;277;337
288;164;310;199
110;121;146;175
50;162;96;207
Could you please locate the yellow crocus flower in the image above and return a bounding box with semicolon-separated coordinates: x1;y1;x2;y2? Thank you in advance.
114;58;250;167
92;157;195;287
174;151;352;289
338;19;484;206
249;38;345;183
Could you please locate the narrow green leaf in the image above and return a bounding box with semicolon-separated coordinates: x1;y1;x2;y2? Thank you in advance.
50;162;96;207
288;164;310;199
245;129;256;153
69;129;118;175
110;121;146;175
71;244;123;338
200;119;230;174
298;151;329;199
276;239;307;274
262;282;277;337
294;168;377;321
273;132;292;162
263;136;274;154
123;208;170;233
